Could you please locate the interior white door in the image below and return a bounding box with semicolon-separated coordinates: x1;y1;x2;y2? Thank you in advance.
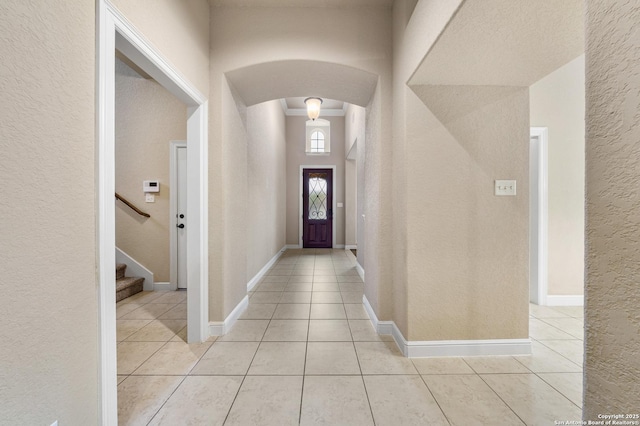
176;146;188;289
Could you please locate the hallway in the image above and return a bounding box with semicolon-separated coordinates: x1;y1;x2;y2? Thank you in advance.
116;249;582;425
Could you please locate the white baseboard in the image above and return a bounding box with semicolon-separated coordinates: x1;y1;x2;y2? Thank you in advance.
362;294;394;334
362;295;393;338
378;321;395;336
345;247;356;262
399;333;532;358
363;294;532;358
546;295;584;306
153;282;175;291
345;245;357;250
334;244;345;249
209;295;249;336
355;262;365;282
116;247;154;291
362;294;379;329
247;246;286;292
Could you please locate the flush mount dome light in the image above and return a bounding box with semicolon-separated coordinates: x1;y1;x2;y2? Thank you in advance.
304;97;323;121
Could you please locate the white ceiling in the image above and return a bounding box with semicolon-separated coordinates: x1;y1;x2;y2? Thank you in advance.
285;97;344;110
410;0;584;86
211;0;393;8
281;97;346;117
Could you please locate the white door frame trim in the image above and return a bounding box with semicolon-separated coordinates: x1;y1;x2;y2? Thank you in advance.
97;2;209;423
530;127;548;306
299;165;337;248
170;141;187;291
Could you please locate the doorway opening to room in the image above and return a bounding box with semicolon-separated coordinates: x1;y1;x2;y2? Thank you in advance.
114;55;188;296
529;54;586;308
97;2;209;422
529;127;548;306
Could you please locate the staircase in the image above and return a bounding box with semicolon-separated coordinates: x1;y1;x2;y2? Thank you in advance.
116;263;145;302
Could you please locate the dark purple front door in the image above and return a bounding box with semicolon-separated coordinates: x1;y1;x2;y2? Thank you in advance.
302;168;333;248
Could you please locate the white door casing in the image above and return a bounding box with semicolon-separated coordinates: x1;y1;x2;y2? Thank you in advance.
98;1;209;423
298;165;337;248
529;127;548;305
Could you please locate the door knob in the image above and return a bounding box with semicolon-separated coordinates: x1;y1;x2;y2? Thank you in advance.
177;224;185;229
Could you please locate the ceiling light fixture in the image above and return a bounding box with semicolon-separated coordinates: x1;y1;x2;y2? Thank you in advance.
304;97;323;121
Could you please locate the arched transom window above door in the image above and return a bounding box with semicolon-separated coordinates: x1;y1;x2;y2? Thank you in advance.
306;119;330;155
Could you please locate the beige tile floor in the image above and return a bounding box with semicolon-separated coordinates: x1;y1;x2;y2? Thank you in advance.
117;249;584;425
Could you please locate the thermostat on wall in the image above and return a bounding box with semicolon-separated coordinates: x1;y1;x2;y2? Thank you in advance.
143;180;160;193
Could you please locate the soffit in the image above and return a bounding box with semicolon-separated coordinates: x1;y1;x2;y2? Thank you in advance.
226;60;378;107
410;0;584;86
211;0;393;8
115;50;153;80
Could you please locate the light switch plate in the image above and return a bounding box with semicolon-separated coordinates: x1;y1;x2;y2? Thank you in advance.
145;193;155;203
337;202;344;208
495;180;516;196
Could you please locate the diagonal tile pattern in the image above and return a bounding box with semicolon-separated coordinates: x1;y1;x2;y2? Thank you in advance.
117;248;585;425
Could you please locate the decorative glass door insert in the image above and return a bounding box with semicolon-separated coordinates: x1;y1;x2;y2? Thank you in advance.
302;168;333;248
308;173;328;219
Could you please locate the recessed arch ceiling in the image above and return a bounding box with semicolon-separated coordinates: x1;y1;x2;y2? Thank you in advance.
281;97;346;117
225;60;379;107
285;97;344;110
211;0;393;8
410;0;584;87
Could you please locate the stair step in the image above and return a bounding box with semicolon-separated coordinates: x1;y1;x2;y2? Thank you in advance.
116;276;144;302
116;263;126;280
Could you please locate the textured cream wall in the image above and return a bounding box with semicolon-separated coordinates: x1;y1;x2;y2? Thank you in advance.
407;86;530;340
362;84;392;317
285;116;346;246
344;159;357;247
110;0;210;95
389;0;412;334
247;101;287;278
356;112;367;268
0;1;98;424
115;59;187;283
399;0;466;82
411;0;583;86
392;0;529;340
344;160;358;247
209;5;392;320
215;85;288;319
584;0;640;418
390;0;462;337
344;104;366;247
530;55;585;296
388;0;435;334
219;79;250;318
345;106;364;155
